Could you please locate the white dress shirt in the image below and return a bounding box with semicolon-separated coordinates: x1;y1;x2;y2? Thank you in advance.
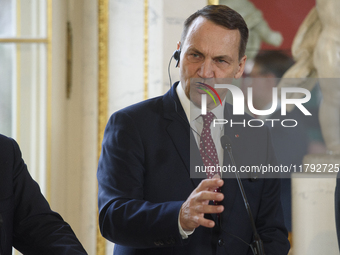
176;82;226;166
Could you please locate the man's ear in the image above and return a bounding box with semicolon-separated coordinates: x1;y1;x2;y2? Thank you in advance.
234;55;247;79
174;41;181;68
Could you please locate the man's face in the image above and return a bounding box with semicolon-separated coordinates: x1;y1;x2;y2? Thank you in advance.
178;16;246;110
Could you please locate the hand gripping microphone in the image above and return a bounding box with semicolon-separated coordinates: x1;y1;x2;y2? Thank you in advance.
220;135;265;255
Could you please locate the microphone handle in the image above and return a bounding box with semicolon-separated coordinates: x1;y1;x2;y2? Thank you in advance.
226;148;265;255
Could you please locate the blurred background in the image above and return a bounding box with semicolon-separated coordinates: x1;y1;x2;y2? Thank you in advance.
2;1;332;255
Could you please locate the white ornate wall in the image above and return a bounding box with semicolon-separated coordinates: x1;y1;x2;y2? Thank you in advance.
50;0;98;254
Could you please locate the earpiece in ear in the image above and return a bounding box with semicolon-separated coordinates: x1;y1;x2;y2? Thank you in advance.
173;50;181;67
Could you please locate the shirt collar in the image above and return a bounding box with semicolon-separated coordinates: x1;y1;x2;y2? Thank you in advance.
176;82;191;121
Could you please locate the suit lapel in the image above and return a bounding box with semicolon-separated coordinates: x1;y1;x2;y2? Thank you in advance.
163;83;203;189
165;117;190;171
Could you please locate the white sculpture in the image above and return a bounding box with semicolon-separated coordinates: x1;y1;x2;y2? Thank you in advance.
220;0;283;59
278;0;340;155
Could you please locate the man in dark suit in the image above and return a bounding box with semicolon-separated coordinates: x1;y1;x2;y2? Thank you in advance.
0;134;87;255
97;5;290;254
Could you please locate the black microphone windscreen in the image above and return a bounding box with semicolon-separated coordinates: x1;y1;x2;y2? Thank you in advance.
220;135;232;149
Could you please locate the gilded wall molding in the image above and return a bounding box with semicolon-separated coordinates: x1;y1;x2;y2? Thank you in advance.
208;0;219;5
0;38;48;43
46;0;52;203
143;0;149;100
97;0;108;254
16;0;22;143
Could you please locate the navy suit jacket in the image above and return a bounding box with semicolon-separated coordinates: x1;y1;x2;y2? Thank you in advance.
0;134;87;255
97;83;290;255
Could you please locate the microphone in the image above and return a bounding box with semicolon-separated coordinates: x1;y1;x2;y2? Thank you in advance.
220;135;265;255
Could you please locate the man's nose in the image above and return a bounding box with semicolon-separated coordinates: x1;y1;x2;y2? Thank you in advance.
197;59;215;78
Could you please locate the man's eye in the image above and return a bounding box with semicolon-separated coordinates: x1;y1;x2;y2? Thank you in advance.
187;53;202;63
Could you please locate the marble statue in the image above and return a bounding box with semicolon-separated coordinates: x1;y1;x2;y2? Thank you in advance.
220;0;283;59
278;0;340;155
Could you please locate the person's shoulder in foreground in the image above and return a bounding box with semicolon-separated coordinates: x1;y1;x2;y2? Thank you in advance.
0;134;87;255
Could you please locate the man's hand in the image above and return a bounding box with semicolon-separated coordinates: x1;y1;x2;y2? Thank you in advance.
179;178;224;231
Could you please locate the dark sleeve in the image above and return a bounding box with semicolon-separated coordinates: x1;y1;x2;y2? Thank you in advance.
9;139;87;255
97;111;187;248
256;128;290;255
335;173;340;251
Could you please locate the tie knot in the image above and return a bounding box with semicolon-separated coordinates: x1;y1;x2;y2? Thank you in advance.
201;112;215;126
